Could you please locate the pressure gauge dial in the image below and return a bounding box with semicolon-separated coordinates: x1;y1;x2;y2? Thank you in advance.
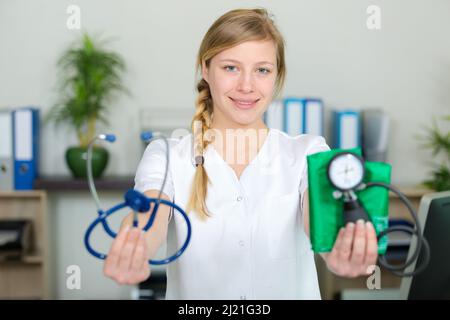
327;152;365;192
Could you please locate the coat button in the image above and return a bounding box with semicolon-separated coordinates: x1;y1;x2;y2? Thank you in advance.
236;196;243;201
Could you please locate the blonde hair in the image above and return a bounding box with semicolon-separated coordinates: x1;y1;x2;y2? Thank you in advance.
186;8;287;220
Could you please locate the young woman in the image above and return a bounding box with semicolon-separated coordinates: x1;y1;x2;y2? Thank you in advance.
103;8;378;300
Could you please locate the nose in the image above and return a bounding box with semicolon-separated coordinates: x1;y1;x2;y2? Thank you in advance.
236;71;254;93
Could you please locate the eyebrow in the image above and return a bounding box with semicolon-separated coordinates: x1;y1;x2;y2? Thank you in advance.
219;59;275;66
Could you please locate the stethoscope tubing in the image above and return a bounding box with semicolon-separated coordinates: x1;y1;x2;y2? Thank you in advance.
84;198;192;264
84;133;192;265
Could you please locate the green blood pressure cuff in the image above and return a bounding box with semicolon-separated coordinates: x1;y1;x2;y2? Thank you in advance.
307;148;391;254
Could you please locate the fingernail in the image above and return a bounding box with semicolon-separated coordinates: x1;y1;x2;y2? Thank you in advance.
124;226;130;232
366;222;373;229
357;219;365;226
347;222;355;229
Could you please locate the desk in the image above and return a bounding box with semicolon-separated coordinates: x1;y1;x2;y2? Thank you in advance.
0;191;49;299
315;186;434;300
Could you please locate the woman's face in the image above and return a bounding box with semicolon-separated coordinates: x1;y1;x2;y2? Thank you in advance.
202;40;278;129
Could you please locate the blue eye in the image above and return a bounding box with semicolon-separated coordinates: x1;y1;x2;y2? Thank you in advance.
224;65;237;72
258;68;271;74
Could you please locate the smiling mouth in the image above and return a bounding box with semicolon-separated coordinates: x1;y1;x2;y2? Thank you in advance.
229;97;260;109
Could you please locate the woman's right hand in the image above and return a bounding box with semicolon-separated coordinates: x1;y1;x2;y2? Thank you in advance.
103;226;151;285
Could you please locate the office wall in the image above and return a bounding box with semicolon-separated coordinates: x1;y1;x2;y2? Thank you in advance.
1;0;449;298
1;0;450;184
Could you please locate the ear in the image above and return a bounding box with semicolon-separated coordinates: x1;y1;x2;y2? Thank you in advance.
201;60;209;83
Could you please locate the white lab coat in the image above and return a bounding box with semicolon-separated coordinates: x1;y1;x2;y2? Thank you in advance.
134;128;330;300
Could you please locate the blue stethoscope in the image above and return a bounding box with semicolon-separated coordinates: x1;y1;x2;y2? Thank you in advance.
83;132;192;265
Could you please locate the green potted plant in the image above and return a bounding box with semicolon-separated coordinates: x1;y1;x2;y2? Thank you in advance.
420;115;450;191
47;33;127;178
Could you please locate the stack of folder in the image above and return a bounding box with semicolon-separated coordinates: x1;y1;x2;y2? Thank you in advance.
331;110;361;149
264;97;324;136
264;98;364;151
0;107;40;191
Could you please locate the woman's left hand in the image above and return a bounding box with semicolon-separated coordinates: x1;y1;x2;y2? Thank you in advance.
321;219;379;278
